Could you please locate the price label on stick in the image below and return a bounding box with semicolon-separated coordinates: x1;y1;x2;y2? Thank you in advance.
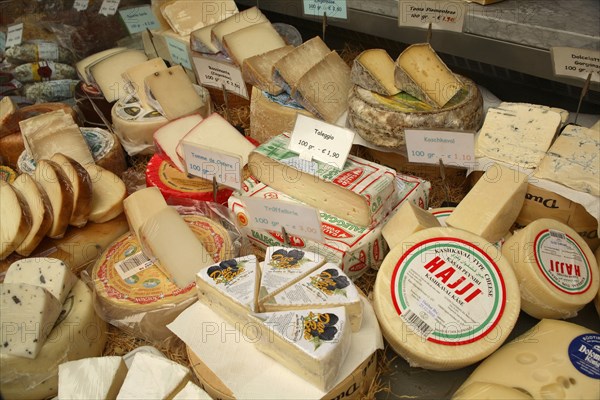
405;129;475;168
193;56;248;99
6;23;23;49
551;47;600;83
398;0;466;32
119;6;160;34
180;142;243;190
243;197;324;243
303;0;347;19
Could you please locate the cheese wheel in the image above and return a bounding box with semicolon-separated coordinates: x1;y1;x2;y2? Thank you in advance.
429;207;455;227
501;218;599;319
595;247;600;317
374;227;520;370
0;279;108;400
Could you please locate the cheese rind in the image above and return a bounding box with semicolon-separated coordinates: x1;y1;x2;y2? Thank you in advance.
122;57;168;110
33;159;74;239
351;49;399;96
5;257;77;303
88;50;148;102
58;356;128;400
382;202;441;249
242;45;295;95
273;36;330;94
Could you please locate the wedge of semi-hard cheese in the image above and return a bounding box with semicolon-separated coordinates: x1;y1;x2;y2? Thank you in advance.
535;124;599;197
58;356;128;400
382;202;441;249
252;306;351;391
172;381;212;400
160;0;238;36
154;114;203;172
196;255;259;327
117;351;190;399
351;49;400;96
501;218;599;319
452;382;535;400
51;153;93;227
457;319;599;400
476;103;563;169
33;159;73;239
248;134;397;227
293;51;352;123
190;23;220;54
243;45;295;95
445;163;528;243
85;164;126;224
11;173;52;256
88;49;148;102
374;227;521;370
595;247;600;317
394;43;462;108
261;263;363;332
75;47;127;84
139;207;215;287
211;7;268;52
122;57;168;110
149;29;193;72
5;257;77;303
273;36;330;95
0;283;62;359
123;186;168;240
222;21;286;66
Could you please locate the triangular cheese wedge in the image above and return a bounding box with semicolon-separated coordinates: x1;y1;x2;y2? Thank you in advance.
261;263;363;332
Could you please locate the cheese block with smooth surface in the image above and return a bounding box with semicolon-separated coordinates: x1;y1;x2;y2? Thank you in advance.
88;50;148;102
160;0;238;36
351;49;400;96
242;45;294;95
154;114;203;172
222;21;286;66
75;47;127;84
85;164;126;224
173;381;212;400
33;159;73;239
145;66;206;120
382;202;441;249
446;163;527;243
122;57;168;110
58;356;128;400
0;97;17;136
273;36;330;94
211;7;268;52
50;153;93;227
123;186;169;240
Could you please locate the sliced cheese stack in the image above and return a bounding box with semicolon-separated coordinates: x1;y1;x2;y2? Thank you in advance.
122;57;168;109
222;21;286;66
58;356;128;400
33;159;73;239
455;319;599;399
88;50;148;102
374;227;521;370
502;218;599;319
51;153;93;228
382;202;441;249
248;134;396;228
160;0;238;36
154;114;204;172
211;6;269;53
351;48;400;96
85;164;127;224
243;45;295;95
0;180;33;259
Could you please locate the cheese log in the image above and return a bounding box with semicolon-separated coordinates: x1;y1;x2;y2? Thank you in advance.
395;43;462;108
12;174;53;256
535;124;599;197
351;49;400;96
139;207;215;287
242;45;295;95
154;114;204;172
382;202;441;249
294;51;352;123
374;227;521;370
445;163;528;243
0;181;32;259
0;96;17;137
160;0;238;36
145;66;206;120
457;319;599;399
33;159;73;239
123;186;169;239
85;164;127;224
50;153;93;228
117;352;190;399
122;57;168;110
173;381;212;400
0;283;62;359
501;218;599;319
248;134;396;227
190;23;220;53
211;7;268;52
452;383;534;399
58;356;128;400
4;257;77;303
273;36;330;94
88;50;148;102
222;21;286;66
252;307;351;391
476;103;563;169
75;47;127;84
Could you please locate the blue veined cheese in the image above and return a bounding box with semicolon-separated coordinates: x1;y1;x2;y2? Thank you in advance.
58;356;128;399
0;283;62;359
534;124;600;197
476;103;563;169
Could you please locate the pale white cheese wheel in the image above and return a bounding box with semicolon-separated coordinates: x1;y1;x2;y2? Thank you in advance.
501;218;599;319
595;246;600;317
374;227;521;370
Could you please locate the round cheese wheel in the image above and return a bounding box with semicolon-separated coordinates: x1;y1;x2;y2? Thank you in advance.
502;218;599;319
374;227;520;370
595;247;600;317
0;279;108;400
429;207;455;227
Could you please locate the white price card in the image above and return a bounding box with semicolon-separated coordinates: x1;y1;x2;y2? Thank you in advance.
405;129;475;168
398;0;466;32
193;55;248;99
303;0;347;19
73;0;89;11
289;114;354;170
119;5;160;34
166;37;192;70
551;47;600;83
100;0;121;16
0;32;6;53
6;23;23;49
180;142;243;190
37;42;59;61
243;197;324;243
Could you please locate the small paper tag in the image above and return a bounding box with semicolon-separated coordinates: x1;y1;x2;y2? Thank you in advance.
119;5;160;34
289;114;354;170
115;251;154;280
243;197;324;243
99;0;121;16
37;42;59;61
551;47;600;83
405;129;475;168
193;55;248;99
166;37;192;70
0;32;6;53
180;142;243;190
6;23;23;49
303;0;348;19
73;0;89;11
398;0;466;32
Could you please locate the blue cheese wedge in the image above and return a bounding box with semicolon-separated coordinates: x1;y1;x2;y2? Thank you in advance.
0;283;62;359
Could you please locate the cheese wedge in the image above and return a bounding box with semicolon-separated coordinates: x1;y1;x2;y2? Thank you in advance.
160;0;238;36
51;153;93;228
242;45;294;95
154;114;203;172
382;202;441;249
351;49;400;95
0;96;17;137
145;66;206;120
88;49;148;102
33;159;74;239
211;7;268;52
75;47;127;84
0;181;32;259
123;186;168;240
58;356;128;400
222;21;286;66
85;164;126;224
273;36;330;94
190;23;220;54
122;57;168;110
